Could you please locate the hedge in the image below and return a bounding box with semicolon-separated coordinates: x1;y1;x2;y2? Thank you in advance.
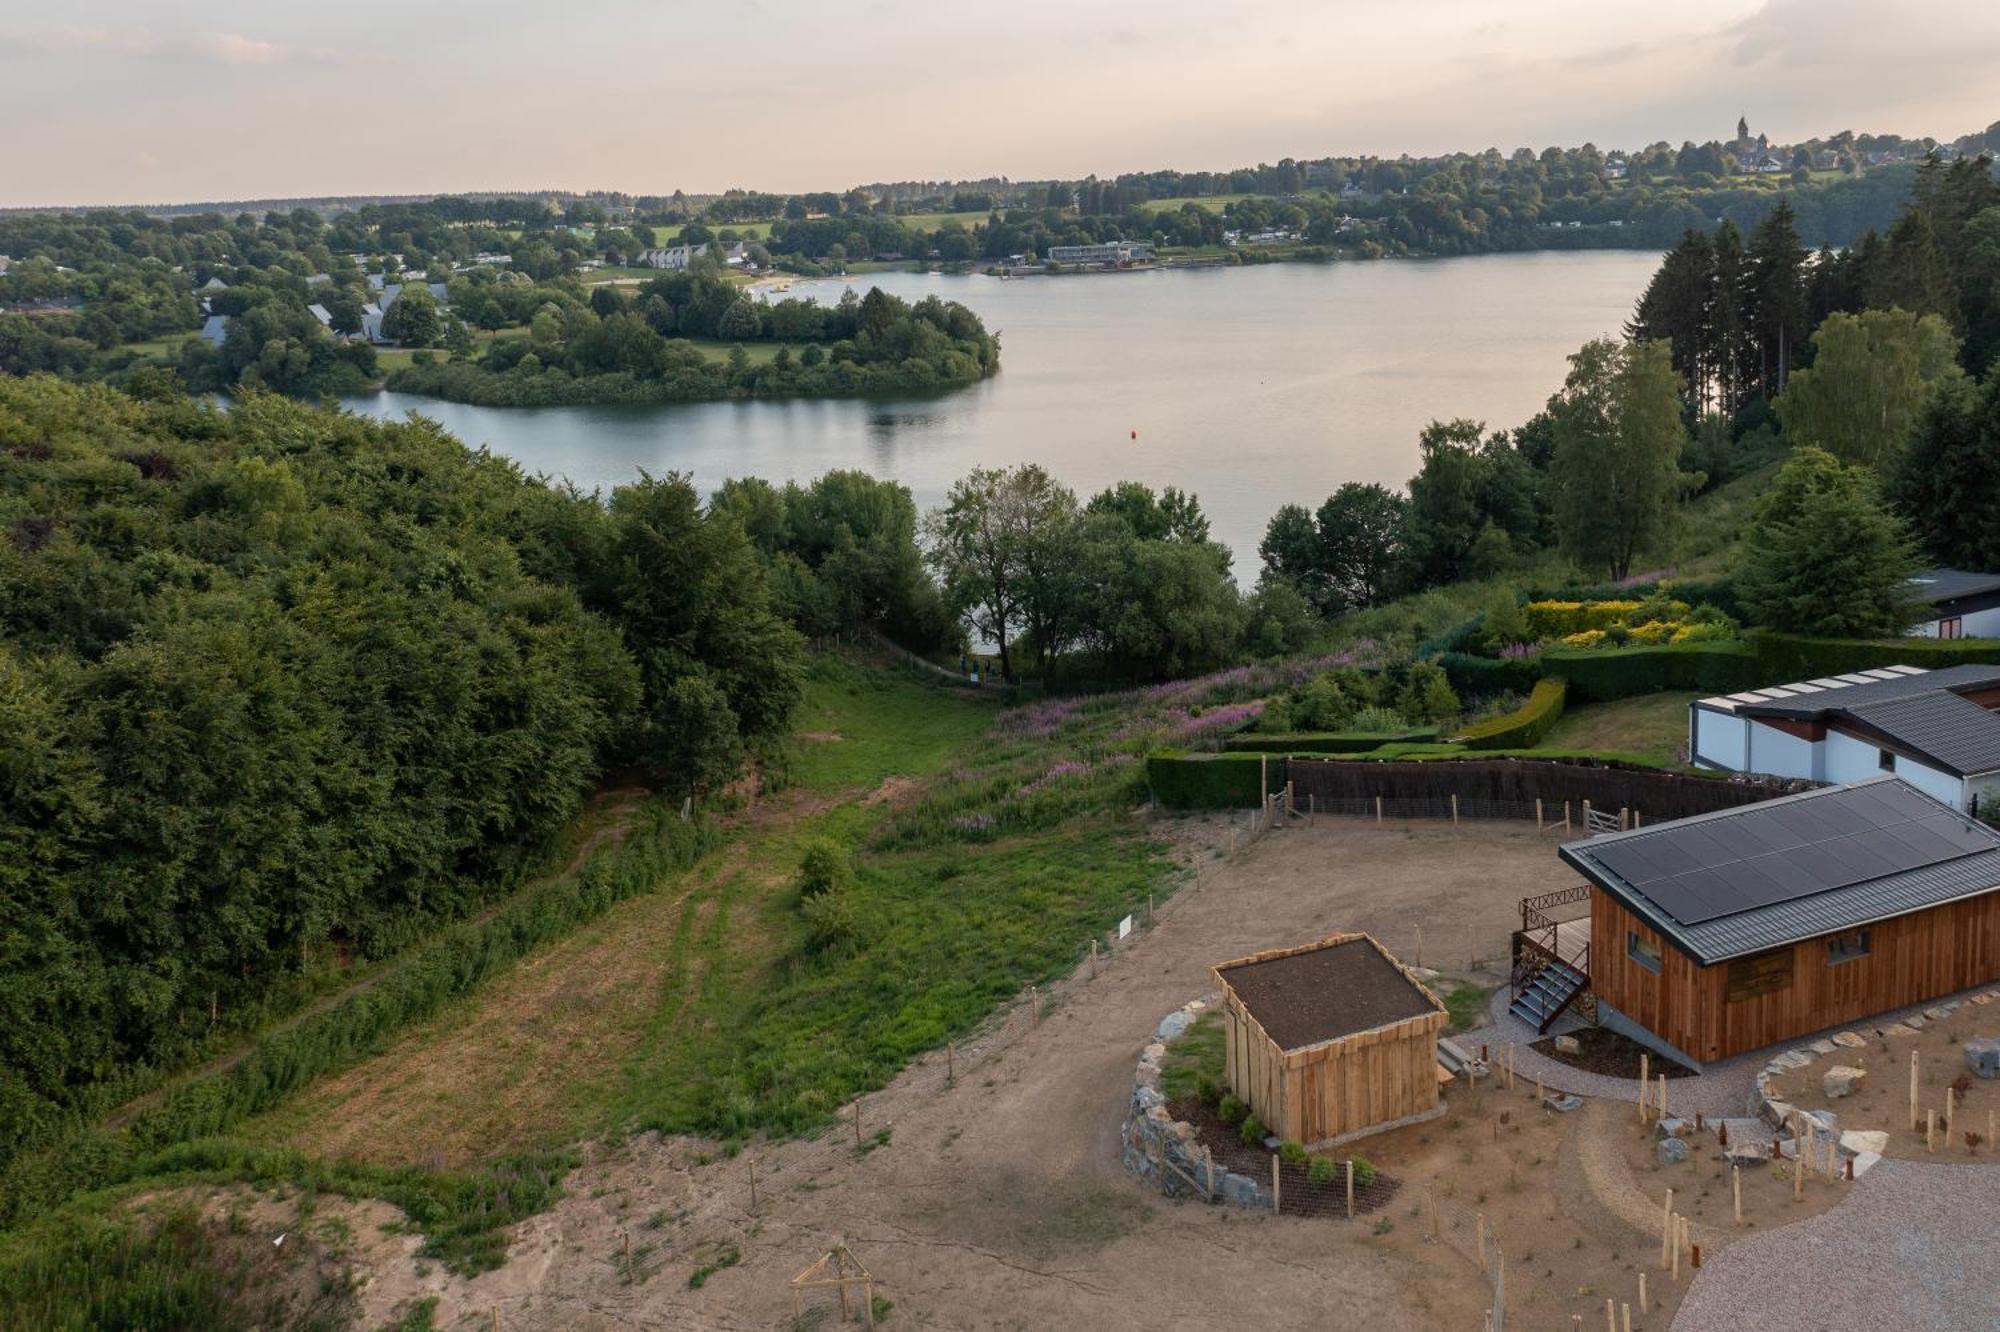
1455;679;1567;750
1536;643;1764;703
1223;729;1438;754
1146;752;1287;808
1750;631;2000;678
1437;651;1544;698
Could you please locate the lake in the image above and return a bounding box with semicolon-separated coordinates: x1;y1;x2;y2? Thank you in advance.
341;252;1661;577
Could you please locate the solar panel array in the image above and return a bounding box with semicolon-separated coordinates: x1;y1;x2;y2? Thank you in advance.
1587;782;1999;926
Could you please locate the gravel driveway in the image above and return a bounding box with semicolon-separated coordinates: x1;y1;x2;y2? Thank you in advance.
1673;1159;2000;1332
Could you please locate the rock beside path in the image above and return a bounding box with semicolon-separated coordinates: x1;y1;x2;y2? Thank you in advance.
1966;1037;2000;1079
1657;1136;1690;1166
1823;1065;1866;1098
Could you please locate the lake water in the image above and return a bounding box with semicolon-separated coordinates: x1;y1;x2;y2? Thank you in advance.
341;252;1660;577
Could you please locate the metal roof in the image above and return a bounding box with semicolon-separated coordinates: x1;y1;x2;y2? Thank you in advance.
1558;778;2000;964
1841;691;2000;777
1911;567;2000;605
1726;665;2000;719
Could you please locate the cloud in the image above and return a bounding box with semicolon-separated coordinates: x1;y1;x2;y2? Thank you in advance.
6;25;347;67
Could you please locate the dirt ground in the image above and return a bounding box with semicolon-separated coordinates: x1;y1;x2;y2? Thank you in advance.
260;814;1713;1331
1772;997;2000;1162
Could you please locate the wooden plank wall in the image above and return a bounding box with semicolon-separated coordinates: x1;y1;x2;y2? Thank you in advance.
1284;758;1811;821
1222;993;1443;1142
1591;887;2000;1062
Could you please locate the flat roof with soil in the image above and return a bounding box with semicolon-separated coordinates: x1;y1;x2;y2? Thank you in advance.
1217;936;1441;1051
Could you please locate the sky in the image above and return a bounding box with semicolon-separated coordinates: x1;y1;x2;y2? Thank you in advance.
5;0;1999;208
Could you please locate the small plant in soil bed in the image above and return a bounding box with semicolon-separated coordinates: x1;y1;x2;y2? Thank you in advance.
1164;1094;1401;1218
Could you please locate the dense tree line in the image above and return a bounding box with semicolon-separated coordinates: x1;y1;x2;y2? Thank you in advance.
0;375;806;1152
390;278;998;407
923;468;1305;681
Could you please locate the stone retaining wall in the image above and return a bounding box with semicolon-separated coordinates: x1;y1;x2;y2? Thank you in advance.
1120;994;1271;1209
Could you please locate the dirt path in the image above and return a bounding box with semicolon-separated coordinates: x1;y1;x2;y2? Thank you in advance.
103;786;650;1134
340;818;1573;1330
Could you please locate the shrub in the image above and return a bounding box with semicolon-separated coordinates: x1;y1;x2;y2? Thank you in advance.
1348;1156;1377;1188
794;839;852;900
1279;1140;1307;1166
1350;705;1409;734
1523;599;1645;638
1238;1113;1267;1146
1307;1156;1337;1187
1455;678;1566;750
800;888;861;954
1217;1095;1247;1128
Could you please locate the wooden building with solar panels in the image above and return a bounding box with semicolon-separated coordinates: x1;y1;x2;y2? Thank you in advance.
1557;776;2000;1066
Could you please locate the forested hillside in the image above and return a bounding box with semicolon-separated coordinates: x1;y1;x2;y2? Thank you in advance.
0;376;807;1155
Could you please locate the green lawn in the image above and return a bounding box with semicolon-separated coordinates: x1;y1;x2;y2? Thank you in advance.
1538;692;1699;767
1159;1009;1225;1100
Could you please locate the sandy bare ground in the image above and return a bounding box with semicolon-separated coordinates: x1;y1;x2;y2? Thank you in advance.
325;816;1585;1331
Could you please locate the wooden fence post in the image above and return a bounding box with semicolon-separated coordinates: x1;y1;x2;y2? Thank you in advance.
1476;1211;1488;1270
1451;793;1460;827
854;1099;863;1149
1563;800;1571;833
1657;1073;1668;1120
1271;1154;1281;1215
1583;799;1592;830
1732;1164;1742;1224
1376;794;1383;825
1638;1271;1648;1314
946;1041;954;1085
1659;1189;1673;1268
749;1157;759;1212
1536;797;1544;831
1415;926;1423;969
1927;1107;1937;1152
1638;1054;1650;1121
1619;806;1629;831
1345;1159;1355;1218
1911;1049;1920;1131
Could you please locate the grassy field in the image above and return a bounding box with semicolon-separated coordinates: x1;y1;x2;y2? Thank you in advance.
1538;691;1700;766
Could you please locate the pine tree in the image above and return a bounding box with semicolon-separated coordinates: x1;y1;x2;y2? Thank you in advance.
1745;200;1808;397
1628;229;1715;410
1707;222;1750;416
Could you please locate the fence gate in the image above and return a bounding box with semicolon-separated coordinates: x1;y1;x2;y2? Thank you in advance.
1584;806;1623;836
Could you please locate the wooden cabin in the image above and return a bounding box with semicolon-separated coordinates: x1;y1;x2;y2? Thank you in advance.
1556;776;2000;1066
1212;933;1447;1147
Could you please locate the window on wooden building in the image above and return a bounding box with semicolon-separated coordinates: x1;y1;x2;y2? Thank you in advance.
1826;929;1872;965
1626;930;1662;975
1878;748;1896;772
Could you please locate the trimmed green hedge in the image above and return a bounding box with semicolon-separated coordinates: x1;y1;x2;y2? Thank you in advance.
1146;752;1287;809
1455;679;1567;750
1751;632;2000;678
1223;729;1438;754
1537;643;1764;703
1437;651;1544;698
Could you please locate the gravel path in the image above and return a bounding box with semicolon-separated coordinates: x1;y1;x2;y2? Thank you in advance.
1673;1159;2000;1332
1462;991;1763;1120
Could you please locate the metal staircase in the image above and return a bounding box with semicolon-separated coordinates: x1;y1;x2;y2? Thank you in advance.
1508;955;1589;1033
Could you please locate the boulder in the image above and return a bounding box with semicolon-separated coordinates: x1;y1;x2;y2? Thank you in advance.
1554;1034;1581;1055
1810;1039;1838;1056
1822;1065;1867;1099
1965;1037;2000;1080
1725;1140;1769;1165
1840;1129;1889;1156
1849;1150;1884;1178
1833;1031;1867;1049
1905;1015;1928;1030
1544;1093;1584;1113
1155;1010;1195;1042
1885;1023;1922;1039
1657;1136;1691;1166
1762;1098;1795;1129
1654;1117;1691;1140
1774;1050;1814;1070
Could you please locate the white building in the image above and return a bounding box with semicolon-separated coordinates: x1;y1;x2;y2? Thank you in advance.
1689;664;2000;814
1046;241;1155;267
1908;568;2000;640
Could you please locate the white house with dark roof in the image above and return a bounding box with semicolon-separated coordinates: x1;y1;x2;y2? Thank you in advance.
1909;567;2000;639
1689;664;2000;814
